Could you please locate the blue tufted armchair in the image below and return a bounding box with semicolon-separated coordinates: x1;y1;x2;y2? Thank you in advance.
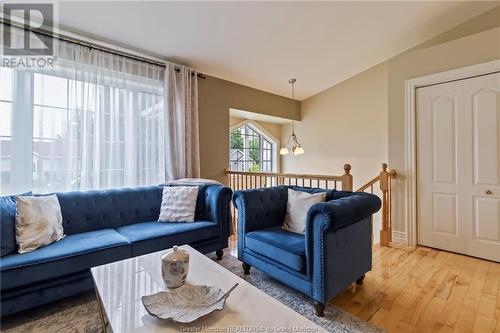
232;186;381;316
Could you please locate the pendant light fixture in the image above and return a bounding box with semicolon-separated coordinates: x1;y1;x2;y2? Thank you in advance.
280;79;304;156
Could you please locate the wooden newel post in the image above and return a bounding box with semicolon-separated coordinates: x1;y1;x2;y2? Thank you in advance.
379;163;391;247
341;164;353;191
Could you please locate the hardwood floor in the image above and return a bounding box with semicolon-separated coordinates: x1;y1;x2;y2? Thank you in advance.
331;245;500;333
227;238;500;332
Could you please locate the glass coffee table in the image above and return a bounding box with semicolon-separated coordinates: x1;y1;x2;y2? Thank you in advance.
91;245;324;333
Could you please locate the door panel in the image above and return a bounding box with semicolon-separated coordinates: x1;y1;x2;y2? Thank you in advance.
473;197;500;242
417;81;466;254
432;193;458;235
432;96;457;184
464;73;500;262
418;71;500;262
472;89;499;186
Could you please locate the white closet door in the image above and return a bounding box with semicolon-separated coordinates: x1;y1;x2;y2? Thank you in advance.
417;80;467;254
462;73;500;262
417;72;500;262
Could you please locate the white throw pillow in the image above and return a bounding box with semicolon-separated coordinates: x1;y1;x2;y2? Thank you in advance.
15;195;65;254
158;186;199;222
282;189;326;235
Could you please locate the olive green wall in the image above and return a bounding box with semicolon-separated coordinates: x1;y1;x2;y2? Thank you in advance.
198;76;299;183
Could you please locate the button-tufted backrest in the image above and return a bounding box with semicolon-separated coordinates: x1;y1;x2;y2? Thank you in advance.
56;186;163;235
233;186;288;233
285;186;336;201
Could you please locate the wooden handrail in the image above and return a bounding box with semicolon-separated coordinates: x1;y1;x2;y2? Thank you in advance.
224;164;353;191
356;175;380;193
356;163;396;247
225;170;344;181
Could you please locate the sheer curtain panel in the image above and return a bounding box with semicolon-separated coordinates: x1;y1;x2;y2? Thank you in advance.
1;26;166;194
163;63;200;180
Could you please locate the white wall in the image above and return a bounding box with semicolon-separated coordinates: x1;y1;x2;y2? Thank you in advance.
281;63;388;244
388;26;500;240
281;25;500;245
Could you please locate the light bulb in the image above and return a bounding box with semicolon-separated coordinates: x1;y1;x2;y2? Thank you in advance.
294;145;304;155
280;147;289;155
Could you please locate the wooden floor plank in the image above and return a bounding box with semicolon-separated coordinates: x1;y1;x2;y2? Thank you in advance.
333;246;500;333
228;241;500;332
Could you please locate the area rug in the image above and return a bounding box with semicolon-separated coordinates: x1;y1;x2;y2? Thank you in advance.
1;252;383;333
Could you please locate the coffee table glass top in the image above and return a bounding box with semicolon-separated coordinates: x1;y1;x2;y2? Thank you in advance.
91;245;324;333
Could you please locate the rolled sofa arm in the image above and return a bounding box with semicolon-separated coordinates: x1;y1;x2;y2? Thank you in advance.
204;185;233;239
305;192;381;233
305;192;381;303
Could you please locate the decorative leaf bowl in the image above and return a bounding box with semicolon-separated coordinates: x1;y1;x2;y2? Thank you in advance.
141;283;239;323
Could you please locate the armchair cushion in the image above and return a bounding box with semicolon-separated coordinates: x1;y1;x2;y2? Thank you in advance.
283;189;326;234
246;226;306;272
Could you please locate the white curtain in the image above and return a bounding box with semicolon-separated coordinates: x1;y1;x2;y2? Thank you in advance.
1;26;167;194
163;63;200;180
54;42;166;191
1;24;201;195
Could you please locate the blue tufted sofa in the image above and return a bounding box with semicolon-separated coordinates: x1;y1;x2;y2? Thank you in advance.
233;186;381;316
0;184;232;316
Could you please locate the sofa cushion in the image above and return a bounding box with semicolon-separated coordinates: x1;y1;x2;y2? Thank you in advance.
283;189;326;235
162;184;208;220
0;229;130;290
117;221;218;257
159;186;199;222
0;192;31;257
245;227;306;272
15;195;65;254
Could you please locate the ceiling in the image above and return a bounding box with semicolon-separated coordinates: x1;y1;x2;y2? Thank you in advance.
57;1;498;100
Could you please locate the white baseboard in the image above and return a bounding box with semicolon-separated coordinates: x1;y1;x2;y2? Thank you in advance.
391;230;408;245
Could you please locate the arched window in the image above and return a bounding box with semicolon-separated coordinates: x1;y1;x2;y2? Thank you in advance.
229;121;277;172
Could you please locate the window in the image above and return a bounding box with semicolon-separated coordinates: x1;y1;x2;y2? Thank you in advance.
229;123;277;172
0;50;164;195
0;68;13;193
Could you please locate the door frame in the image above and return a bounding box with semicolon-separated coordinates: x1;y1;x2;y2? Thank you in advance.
404;59;500;246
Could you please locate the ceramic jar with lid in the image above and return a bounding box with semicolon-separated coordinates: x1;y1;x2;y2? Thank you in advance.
161;245;190;288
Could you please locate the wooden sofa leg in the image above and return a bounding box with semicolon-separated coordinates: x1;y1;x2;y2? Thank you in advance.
314;302;325;317
216;250;224;260
242;263;251;275
356;274;365;285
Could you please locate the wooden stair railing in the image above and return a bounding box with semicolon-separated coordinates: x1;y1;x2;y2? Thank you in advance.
224;163;395;247
356;163;396;247
225;164;353;192
225;164;353;233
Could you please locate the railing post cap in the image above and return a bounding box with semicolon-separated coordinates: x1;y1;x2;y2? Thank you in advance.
382;163;388;172
344;164;351;174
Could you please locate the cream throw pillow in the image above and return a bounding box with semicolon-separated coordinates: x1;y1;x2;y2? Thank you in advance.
283;189;326;235
15;195;65;254
158;186;199;222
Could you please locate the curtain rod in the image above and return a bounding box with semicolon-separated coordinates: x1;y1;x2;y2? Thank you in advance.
0;19;207;79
